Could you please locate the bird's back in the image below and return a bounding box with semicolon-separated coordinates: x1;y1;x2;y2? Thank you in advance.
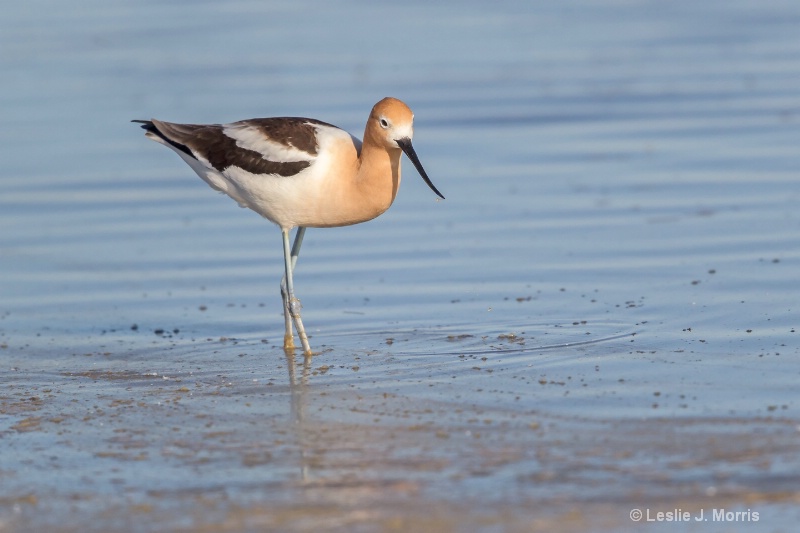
134;116;365;228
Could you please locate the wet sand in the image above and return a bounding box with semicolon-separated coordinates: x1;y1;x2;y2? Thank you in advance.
4;338;800;532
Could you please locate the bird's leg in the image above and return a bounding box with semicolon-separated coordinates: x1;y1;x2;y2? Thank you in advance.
281;228;311;355
280;227;306;347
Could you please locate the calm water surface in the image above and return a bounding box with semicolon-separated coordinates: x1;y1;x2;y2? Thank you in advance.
2;1;799;531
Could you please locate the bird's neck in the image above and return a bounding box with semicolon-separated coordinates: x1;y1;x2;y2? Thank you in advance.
355;141;402;214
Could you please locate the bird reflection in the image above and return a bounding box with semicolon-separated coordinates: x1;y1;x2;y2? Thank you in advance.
285;350;311;482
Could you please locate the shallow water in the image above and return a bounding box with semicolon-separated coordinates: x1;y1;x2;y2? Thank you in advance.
2;0;800;531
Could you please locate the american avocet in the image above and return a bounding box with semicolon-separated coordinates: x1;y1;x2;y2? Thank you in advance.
133;97;443;356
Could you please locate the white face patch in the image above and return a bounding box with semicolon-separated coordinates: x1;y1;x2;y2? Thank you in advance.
392;121;414;143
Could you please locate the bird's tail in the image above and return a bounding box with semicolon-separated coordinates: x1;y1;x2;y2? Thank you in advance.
131;119;156;133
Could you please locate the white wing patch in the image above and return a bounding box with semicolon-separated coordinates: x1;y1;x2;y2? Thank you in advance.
222;123;316;163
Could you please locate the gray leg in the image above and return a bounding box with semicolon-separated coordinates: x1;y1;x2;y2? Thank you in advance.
290;226;306;270
280;227;306;347
281;228;311;355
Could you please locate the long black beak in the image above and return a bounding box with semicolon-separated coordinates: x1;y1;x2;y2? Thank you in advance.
396;137;445;199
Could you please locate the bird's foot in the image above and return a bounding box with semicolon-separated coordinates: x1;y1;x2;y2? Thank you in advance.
283;332;296;350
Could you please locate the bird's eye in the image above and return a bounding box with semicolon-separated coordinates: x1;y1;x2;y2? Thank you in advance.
379;118;389;129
